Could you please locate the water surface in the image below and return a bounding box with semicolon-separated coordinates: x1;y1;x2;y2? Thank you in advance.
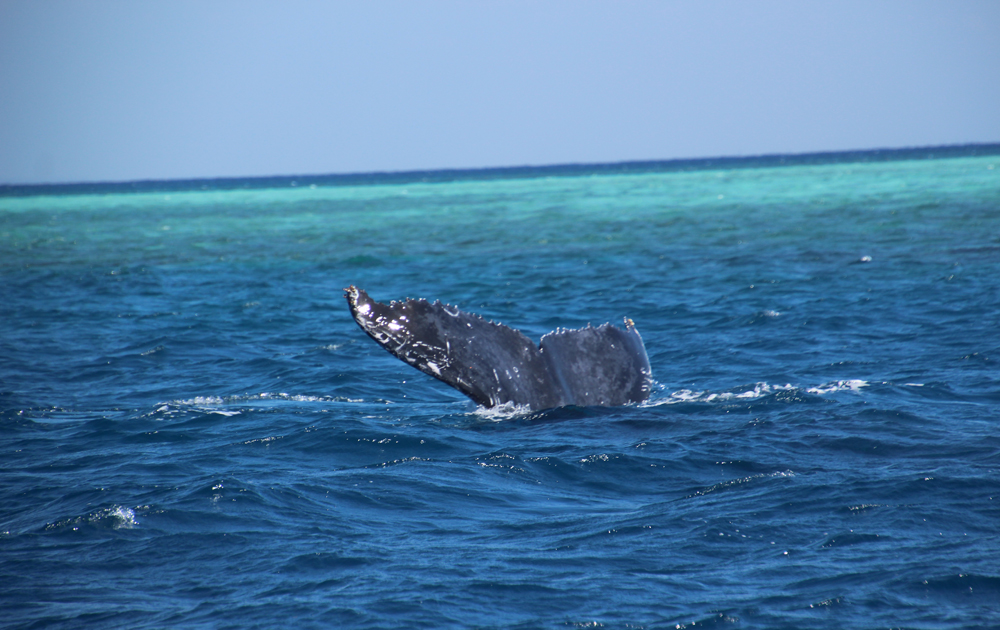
2;147;999;628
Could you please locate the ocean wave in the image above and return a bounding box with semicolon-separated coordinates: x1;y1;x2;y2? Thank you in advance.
44;504;139;533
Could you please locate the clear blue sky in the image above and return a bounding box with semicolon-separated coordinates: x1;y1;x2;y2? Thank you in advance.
2;0;998;185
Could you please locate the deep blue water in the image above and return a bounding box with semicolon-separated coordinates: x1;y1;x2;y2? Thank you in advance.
2;147;1000;628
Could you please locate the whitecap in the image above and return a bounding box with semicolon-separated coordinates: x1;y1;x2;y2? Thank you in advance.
806;379;868;394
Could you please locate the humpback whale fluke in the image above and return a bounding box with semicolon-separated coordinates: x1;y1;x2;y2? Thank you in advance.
345;286;653;410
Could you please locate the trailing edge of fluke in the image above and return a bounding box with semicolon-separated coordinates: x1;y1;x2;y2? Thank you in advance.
345;286;652;411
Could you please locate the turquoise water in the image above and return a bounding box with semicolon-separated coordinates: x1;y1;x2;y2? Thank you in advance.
2;148;1000;628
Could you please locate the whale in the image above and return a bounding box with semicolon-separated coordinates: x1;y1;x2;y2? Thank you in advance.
345;286;653;410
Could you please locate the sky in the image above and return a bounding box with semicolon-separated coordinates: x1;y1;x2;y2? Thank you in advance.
1;1;998;185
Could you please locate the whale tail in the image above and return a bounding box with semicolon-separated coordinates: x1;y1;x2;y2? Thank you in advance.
345;286;652;410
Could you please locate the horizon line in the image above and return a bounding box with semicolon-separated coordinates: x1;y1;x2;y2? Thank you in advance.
3;141;999;195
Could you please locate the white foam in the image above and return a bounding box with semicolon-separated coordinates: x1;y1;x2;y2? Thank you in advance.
648;382;794;406
89;505;137;529
704;382;795;401
176;396;224;405
166;393;365;408
155;395;239;417
251;392;364;403
806;379;868;394
472;401;533;421
647;379;868;406
661;388;704;403
242;435;282;445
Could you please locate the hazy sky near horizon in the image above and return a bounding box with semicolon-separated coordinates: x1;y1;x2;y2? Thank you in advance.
2;1;998;185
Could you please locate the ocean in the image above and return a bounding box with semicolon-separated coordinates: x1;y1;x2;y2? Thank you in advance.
2;146;999;629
